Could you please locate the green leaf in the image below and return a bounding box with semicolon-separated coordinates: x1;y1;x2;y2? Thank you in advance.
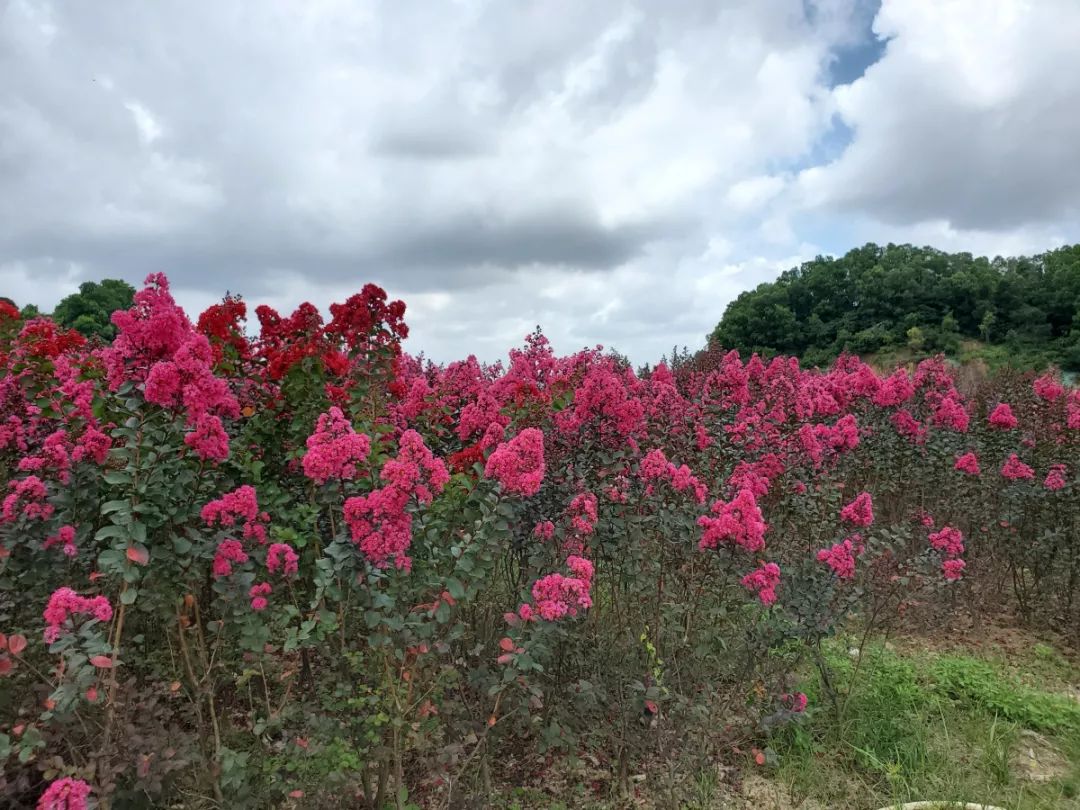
103;471;133;486
445;577;466;601
94;525;127;542
121;587;138;605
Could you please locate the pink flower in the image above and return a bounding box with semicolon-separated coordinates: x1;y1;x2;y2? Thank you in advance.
781;692;808;713
1044;464;1068;491
928;526;964;558
212;539;248;578
942;559;966;581
840;492;874;527
529;572;592;621
933;395;969;432
517;603;535;622
344;486;413;570
42;524;77;557
484;428;546;496
249;581;272;611
817;540;856;579
954;452;980;475
988;402;1018;429
43;588;112;644
1033;373;1064;402
184;413;230;462
568;491;599;537
699;489;767;553
741;562;781;605
533;520;555;541
1001;454;1035;481
267;543;299;576
202;486;269;544
37;777;92;810
2;476;53;524
302;407;372;484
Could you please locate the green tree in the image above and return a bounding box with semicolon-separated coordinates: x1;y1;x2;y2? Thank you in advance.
52;279;136;341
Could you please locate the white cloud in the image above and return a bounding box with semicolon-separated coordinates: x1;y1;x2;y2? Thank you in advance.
1;0;1078;364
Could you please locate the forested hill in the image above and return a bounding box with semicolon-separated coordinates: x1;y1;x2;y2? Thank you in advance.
709;243;1080;371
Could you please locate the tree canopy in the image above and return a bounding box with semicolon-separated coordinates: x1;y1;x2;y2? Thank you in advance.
710;243;1080;371
52;279;136;341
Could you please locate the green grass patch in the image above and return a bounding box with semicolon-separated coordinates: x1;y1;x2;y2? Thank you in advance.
769;641;1080;809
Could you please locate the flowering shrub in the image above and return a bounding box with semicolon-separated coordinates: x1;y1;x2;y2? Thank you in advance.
0;275;1077;807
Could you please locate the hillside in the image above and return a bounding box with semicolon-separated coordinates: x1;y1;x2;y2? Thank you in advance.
710;243;1080;371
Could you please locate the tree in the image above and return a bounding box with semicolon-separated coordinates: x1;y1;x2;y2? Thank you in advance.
52;280;136;341
707;243;1080;371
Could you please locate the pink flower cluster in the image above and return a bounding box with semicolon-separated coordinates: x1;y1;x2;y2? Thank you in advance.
1033;373;1064;402
1001;454;1035;481
302;407;372;485
568;491;599;537
201;486;270;544
1044;464;1068;491
817;539;857;580
533;520;555;541
639;448;708;504
780;692;808;713
988;402;1018;429
954;452;980;475
484;427;546;496
42;525;77;557
37;777;92;810
741;562;781;605
840;492;874;527
526;555;595;621
927;525;965;580
344;430;448;570
699;489;767;553
102;274;239;462
2;475;53;524
249;582;272;611
212;539;249;578
267;543;299;576
43;588;112;644
928;526;965;557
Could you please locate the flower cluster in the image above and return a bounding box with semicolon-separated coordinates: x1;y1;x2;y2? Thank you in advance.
639;448;708;503
37;777;92;810
699;489;767;553
267;543;299;576
43;588;112;644
201;486;270;544
817;539;857;580
741;562;781;605
302;407;372;485
484;427;546;497
840;492;874;527
1001;454;1035;481
344;430;448;570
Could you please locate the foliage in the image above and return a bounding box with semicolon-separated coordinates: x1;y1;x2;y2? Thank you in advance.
0;273;1078;808
711;242;1080;371
52;280;136;342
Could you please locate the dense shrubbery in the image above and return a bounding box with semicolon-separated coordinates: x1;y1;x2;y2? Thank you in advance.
0;276;1077;808
711;242;1080;370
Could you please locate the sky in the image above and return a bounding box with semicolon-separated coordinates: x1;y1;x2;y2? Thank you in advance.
2;0;1079;364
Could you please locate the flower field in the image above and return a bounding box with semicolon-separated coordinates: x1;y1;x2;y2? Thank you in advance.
1;275;1078;808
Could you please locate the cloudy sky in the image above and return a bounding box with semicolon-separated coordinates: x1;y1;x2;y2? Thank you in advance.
2;0;1079;363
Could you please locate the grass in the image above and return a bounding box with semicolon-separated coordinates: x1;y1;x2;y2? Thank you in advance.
473;635;1080;809
769;640;1080;809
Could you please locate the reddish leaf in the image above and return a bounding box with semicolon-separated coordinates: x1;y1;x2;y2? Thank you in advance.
89;655;114;668
0;656;12;676
7;634;27;655
498;637;515;652
126;544;150;566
